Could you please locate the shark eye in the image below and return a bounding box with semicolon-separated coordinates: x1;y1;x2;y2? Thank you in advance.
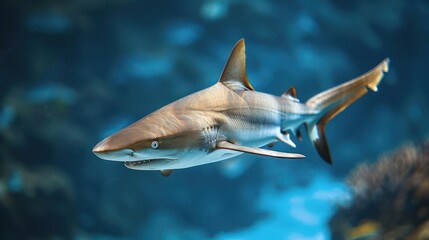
151;140;159;149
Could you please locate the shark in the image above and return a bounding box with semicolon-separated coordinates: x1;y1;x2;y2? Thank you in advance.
93;39;389;176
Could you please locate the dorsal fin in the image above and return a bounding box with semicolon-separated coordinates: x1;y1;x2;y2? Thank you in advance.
282;87;299;102
219;39;254;91
282;87;297;98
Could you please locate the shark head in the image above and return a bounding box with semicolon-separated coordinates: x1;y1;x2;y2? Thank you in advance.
92;110;211;170
92;127;174;170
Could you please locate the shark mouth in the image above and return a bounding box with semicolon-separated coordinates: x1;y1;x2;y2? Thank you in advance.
124;159;160;167
124;158;174;168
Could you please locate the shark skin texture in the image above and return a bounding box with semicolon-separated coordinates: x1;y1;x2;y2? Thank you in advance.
93;39;389;176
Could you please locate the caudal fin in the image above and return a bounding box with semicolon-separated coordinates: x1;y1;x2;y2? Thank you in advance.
305;58;389;164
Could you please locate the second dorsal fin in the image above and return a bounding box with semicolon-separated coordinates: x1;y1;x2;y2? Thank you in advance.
283;87;297;98
282;87;299;102
219;39;254;91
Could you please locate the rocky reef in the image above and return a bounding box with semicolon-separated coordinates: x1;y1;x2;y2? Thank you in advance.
330;142;429;240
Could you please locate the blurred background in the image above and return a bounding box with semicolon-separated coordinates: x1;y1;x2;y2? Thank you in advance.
1;0;429;239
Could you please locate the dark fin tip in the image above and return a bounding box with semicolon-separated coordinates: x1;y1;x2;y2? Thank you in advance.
313;125;332;165
285;87;297;98
296;129;303;141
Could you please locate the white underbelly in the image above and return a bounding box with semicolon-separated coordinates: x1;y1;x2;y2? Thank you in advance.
168;148;243;169
164;115;282;170
227;124;279;148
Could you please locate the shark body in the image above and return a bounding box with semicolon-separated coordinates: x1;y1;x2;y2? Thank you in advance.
93;39;389;176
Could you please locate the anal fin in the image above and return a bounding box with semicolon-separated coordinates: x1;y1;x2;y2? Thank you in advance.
217;140;305;159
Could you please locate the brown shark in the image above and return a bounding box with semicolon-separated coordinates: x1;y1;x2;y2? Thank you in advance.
93;39;389;176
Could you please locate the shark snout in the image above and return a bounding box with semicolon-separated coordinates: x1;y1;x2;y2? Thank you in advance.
92;137;110;153
92;137;135;161
93;147;135;161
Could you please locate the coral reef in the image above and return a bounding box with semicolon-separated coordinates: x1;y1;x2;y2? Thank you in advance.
330;142;429;240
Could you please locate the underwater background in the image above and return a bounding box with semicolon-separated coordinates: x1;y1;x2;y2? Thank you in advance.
1;0;429;239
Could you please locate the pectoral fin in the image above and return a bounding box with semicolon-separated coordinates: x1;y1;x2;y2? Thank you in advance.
216;141;305;159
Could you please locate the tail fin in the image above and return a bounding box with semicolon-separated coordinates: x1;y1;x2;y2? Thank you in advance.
305;58;389;164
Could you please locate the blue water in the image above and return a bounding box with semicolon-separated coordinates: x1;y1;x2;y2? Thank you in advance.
1;0;428;239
